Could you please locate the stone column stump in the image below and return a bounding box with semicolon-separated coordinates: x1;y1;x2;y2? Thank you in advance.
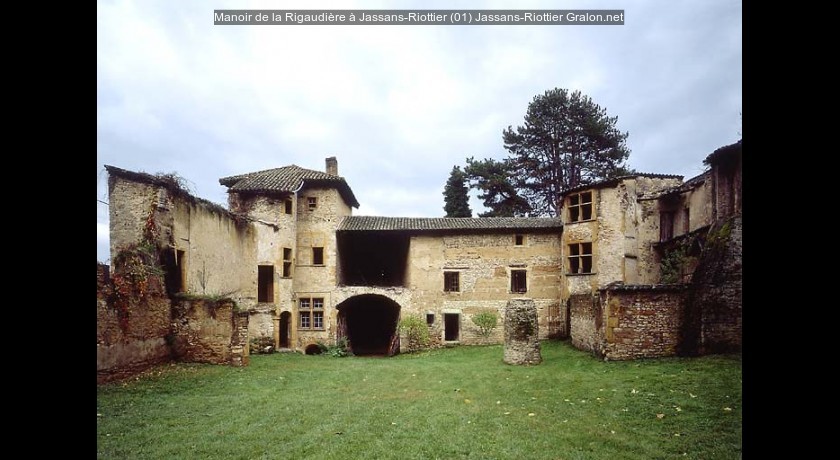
503;298;542;365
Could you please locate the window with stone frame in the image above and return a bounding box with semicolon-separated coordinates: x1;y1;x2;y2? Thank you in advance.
284;198;293;214
257;265;274;303
568;242;593;274
282;248;292;278
308;196;318;211
299;297;324;330
444;271;460;292
567;191;593;222
312;247;324;265
510;269;527;293
514;234;525;246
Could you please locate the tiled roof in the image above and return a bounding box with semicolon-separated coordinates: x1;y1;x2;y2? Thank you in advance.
337;216;563;233
560;173;684;196
704;140;742;165
219;165;359;208
600;281;689;292
643;171;709;199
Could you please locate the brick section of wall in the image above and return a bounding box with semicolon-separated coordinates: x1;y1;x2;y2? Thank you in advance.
97;265;172;384
170;299;248;365
569;293;604;357
602;287;686;360
503;298;542;365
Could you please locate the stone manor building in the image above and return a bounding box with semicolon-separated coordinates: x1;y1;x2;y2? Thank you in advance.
103;141;741;362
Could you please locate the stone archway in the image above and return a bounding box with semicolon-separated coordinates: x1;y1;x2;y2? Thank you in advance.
336;294;401;356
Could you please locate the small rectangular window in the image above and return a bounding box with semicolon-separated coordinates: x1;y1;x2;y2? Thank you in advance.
426;313;435;325
568;243;593;274
312;247;324;265
308;197;317;211
511;269;527;293
568;191;593;223
660;211;675;241
299;311;310;329
258;265;274;303
444;271;460;292
514;234;524;246
282;248;292;277
284;199;293;215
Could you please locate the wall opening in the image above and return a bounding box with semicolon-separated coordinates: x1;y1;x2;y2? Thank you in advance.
279;311;291;348
258;265;274;303
304;344;322;355
511;269;528;293
444;313;460;341
312;247;324;266
336;294;401;356
337;232;409;287
161;249;185;296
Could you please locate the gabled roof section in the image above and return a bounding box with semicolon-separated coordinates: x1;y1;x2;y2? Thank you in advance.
560;173;684;197
219;165;360;208
337;216;562;234
704;140;742;166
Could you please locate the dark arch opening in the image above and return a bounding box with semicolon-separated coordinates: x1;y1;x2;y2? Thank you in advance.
304;344;322;355
337;294;401;356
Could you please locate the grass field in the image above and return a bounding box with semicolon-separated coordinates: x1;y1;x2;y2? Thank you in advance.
96;340;741;459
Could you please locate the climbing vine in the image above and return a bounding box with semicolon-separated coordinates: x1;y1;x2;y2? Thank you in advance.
659;234;701;284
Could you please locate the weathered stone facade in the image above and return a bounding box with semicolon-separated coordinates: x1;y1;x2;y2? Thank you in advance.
102;140;741;361
170;298;250;366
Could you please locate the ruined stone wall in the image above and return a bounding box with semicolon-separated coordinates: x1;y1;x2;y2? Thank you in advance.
293;187;352;348
407;231;564;345
169;298;250;366
601;287;686;360
569;293;604;357
683;216;742;355
97;264;172;384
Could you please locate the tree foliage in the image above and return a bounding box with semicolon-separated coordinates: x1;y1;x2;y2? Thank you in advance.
442;165;472;217
463;157;531;217
471;311;498;338
465;88;632;217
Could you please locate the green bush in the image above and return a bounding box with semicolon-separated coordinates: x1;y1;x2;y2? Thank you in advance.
399;316;430;353
472;311;498;337
317;337;352;357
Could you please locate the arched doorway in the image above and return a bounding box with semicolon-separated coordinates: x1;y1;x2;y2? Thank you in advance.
278;311;291;348
336;294;401;356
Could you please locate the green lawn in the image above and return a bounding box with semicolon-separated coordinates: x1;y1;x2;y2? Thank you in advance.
96;340;741;459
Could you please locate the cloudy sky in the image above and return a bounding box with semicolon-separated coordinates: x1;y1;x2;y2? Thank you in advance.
97;0;742;262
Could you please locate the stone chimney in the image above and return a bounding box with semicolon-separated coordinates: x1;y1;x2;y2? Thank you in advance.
325;156;338;176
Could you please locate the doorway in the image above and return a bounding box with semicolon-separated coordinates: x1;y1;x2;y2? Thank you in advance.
278;311;291;348
444;313;460;341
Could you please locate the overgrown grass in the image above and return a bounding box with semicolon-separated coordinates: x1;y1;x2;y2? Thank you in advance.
96;340;741;459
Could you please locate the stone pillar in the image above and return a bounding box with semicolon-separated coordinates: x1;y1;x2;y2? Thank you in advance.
272;314;281;350
504;298;542;365
230;311;250;367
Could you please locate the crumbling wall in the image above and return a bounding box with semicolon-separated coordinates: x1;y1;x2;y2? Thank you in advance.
97;263;172;384
569;293;604;357
681;216;742;355
601;286;686;360
503;298;542;365
169;298;250;366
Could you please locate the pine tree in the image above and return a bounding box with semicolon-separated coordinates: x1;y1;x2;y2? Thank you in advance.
442;165;472;217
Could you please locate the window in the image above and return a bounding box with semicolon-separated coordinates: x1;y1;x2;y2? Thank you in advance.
299;297;325;330
444;271;460;292
312;247;324;265
568;242;593;274
258;265;274;303
683;208;690;234
660;211;675;241
511;269;527;293
308;197;317;211
426;313;435;325
514;234;525;246
284;199;293;214
568;191;593;222
282;248;292;278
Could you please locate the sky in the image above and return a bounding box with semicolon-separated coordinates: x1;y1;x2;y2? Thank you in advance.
97;0;742;263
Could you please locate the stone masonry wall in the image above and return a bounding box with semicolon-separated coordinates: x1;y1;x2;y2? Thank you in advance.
601;286;686;360
569;293;604;357
170;298;249;366
407;231;564;345
97;263;172;384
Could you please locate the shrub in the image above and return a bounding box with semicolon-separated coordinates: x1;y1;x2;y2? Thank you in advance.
249;336;275;354
472;311;498;337
399;316;430;352
317;337;352;357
